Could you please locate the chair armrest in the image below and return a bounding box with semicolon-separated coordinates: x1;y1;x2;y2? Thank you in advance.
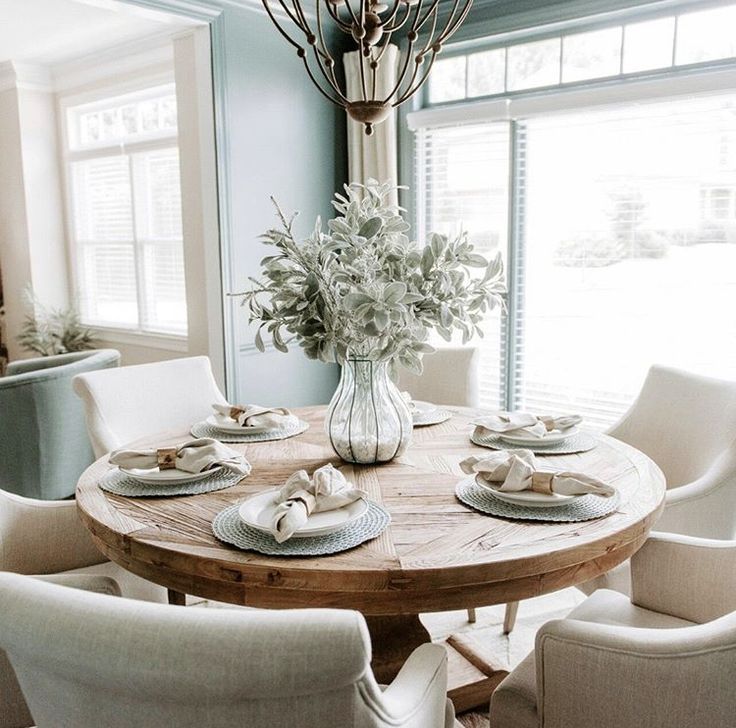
361;643;449;728
31;573;121;596
0;490;106;573
631;532;736;623
658;443;736;540
536;614;736;728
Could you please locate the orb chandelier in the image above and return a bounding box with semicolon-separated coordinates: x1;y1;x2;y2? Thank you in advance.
260;0;473;135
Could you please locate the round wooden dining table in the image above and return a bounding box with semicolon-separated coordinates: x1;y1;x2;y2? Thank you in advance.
76;405;665;712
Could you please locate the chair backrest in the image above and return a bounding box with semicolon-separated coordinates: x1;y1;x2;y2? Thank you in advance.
73;356;227;456
0;573;392;728
608;365;736;488
0;350;120;500
397;346;480;407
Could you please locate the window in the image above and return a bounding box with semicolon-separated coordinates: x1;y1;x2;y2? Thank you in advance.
414;86;736;429
64;84;187;336
427;1;736;104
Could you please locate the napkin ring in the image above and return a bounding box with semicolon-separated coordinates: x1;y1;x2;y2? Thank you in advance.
531;472;554;495
157;448;178;470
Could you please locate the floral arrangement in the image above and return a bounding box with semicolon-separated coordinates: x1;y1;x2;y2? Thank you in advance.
235;181;505;373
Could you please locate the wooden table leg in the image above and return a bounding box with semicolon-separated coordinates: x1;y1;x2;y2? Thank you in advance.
167;589;186;606
365;614;508;713
365;614;432;683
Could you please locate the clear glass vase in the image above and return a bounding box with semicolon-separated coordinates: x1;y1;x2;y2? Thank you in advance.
325;358;412;464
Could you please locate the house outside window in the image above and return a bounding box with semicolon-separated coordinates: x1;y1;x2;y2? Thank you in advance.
410;1;736;429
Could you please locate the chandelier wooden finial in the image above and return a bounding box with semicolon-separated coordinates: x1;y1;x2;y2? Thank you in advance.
260;0;473;134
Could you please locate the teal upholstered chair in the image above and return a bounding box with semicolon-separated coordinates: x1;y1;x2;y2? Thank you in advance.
0;350;120;500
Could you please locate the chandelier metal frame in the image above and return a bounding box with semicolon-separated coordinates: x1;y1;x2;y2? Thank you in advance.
260;0;473;134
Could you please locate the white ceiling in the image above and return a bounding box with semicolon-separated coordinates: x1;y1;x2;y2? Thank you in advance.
0;0;198;67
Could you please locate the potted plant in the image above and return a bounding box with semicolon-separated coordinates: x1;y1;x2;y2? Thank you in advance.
235;181;505;464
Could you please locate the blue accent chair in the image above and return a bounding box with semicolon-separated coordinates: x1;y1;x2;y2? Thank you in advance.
0;350;120;500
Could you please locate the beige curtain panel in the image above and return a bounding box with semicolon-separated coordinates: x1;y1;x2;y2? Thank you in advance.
344;44;400;206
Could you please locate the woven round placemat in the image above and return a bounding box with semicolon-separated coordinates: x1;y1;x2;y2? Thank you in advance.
99;467;246;497
413;408;453;427
455;477;620;522
212;500;391;556
190;419;309;443
470;429;597;455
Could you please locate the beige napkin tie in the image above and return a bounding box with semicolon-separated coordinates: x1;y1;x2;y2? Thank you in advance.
109;438;251;476
212;403;297;430
271;464;366;543
473;411;582;439
460;451;615;497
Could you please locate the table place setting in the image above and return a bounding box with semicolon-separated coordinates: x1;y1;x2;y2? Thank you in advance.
190;403;310;443
99;438;251;497
471;411;596;454
212;464;391;556
456;451;620;522
402;392;453;428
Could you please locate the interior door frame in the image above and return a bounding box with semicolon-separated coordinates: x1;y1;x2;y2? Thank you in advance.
119;0;237;397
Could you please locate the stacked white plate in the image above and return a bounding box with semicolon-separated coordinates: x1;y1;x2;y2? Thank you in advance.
412;400;452;427
497;426;579;448
474;474;578;509
205;414;273;435
119;465;223;485
238;488;368;539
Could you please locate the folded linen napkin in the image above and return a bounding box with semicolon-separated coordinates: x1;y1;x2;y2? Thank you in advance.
460;451;615;497
270;464;366;543
109;438;251;476
473;411;582;439
401;391;417;411
212;403;298;430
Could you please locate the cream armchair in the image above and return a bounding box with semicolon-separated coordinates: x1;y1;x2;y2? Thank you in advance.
582;365;736;595
0;487;166;603
1;573;122;728
0;573;455;728
490;533;736;728
72;355;227;457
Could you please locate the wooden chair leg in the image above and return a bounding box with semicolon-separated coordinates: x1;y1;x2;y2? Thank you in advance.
167;589;186;606
503;601;519;634
466;607;476;623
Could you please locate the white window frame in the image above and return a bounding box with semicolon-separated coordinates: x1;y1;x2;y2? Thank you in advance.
59;72;188;346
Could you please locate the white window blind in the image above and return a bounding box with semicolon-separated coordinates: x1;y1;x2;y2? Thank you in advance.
416;93;736;429
415;122;509;409
65;84;187;337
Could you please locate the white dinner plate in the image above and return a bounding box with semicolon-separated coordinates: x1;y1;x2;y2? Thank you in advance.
475;475;577;508
205;414;272;434
119;465;223;485
498;426;579;447
412;400;439;415
238;488;368;538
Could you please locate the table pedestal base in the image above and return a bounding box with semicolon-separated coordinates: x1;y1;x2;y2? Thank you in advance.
366;614;508;713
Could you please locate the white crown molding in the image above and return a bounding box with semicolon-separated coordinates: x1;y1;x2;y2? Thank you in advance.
0;61;54;93
53;30;176;93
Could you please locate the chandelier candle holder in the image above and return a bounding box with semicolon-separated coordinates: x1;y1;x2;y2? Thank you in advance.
260;0;473;134
233;180;505;465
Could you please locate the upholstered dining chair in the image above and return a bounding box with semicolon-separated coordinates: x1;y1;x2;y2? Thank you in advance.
0;573;456;728
489;532;736;728
73;355;227;457
0;349;120;499
397;345;480;408
0;573;122;728
581;365;736;595
0;487;166;603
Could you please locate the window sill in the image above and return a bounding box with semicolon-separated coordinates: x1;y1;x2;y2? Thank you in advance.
91;326;188;353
